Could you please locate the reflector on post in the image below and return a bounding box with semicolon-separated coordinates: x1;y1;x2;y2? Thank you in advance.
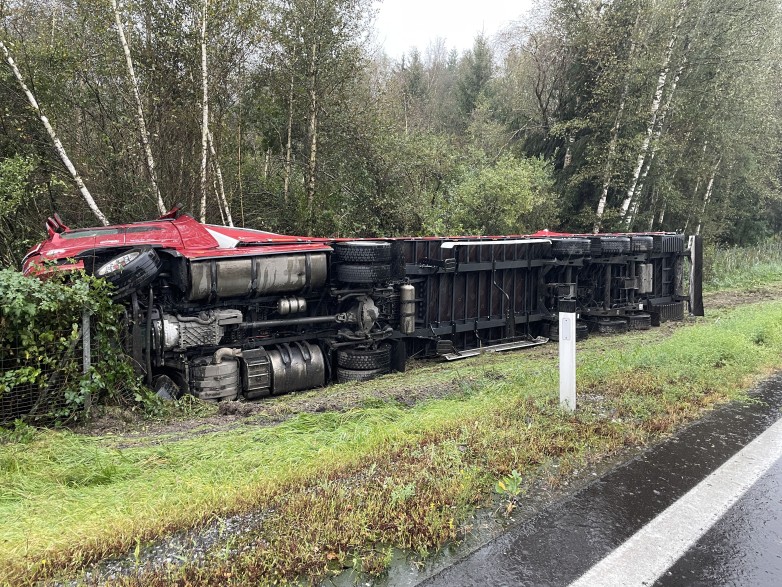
558;298;577;412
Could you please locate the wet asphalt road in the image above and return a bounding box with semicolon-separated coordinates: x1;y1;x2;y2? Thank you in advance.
419;374;782;587
655;454;782;587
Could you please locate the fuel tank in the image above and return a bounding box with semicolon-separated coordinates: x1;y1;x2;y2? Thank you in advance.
187;253;327;301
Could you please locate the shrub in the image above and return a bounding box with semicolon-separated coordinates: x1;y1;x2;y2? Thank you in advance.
0;268;142;425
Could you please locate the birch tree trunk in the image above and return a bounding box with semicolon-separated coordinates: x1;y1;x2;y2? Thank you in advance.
656;202;666;229
593;2;642;233
212;170;226;225
306;38;319;235
1;40;109;225
207;129;233;226
199;0;209;223
263;148;270;180
683;140;709;233
111;0;166;215
624;55;688;228
620;0;688;221
696;158;721;235
562;135;574;169
282;45;296;205
237;62;244;226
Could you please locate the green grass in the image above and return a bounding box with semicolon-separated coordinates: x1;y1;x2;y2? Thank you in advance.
704;239;782;290
3;300;782;584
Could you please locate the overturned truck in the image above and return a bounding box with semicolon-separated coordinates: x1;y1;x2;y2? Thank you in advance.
23;208;704;400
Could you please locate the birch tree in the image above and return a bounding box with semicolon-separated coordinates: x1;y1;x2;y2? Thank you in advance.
199;0;210;223
272;0;373;235
0;39;109;226
208;129;233;226
695;157;720;235
618;0;688;224
593;0;644;233
624;55;687;228
305;31;319;233
283;50;295;205
110;0;166;215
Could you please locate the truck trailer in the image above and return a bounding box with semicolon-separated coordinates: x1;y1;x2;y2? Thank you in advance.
22;207;704;401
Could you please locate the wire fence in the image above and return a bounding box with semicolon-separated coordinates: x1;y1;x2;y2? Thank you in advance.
0;312;100;426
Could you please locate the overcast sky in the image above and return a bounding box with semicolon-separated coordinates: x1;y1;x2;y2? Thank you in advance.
374;0;534;59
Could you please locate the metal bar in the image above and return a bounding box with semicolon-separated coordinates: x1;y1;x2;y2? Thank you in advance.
240;315;345;329
442;336;548;361
82;310;92;411
82;310;91;374
412;312;547;337
440;238;552;249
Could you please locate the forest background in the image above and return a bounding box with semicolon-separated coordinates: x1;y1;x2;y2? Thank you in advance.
1;0;780;267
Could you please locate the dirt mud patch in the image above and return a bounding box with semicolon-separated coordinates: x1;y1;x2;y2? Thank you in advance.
80;376;468;446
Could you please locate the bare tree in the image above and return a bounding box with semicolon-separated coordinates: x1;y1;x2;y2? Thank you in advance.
1;39;109;225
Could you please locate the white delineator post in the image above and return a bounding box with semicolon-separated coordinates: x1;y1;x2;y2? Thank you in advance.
558;299;577;412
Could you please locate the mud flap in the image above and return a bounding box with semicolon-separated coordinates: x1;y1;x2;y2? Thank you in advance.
391;339;407;373
689;235;704;316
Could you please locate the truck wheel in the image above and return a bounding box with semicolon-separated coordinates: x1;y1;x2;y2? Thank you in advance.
547;321;589;341
627;312;652;330
336;263;391;284
551;238;591;257
336;345;392;370
151;374;181;400
336;367;388;383
599;236;631;254
333;241;391;264
95;247;161;300
630;236;654;253
595;318;629;335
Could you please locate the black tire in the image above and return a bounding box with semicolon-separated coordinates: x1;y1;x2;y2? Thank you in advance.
551;238;591;257
96;247;161;300
653;234;685;253
595;318;628;335
630;236;654;253
599;236;631;254
627;312;652;330
336;345;392;370
547;321;589;342
333;241;391;264
336;263;391;284
336;367;388;383
151;374;181;400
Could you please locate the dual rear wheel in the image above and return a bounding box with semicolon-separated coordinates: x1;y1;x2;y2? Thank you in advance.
335;344;391;383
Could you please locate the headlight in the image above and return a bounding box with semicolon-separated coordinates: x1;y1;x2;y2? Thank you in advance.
96;251;140;276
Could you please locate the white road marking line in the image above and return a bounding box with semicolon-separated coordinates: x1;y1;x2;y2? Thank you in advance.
568;415;782;587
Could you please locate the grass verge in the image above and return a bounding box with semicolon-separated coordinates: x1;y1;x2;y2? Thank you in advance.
704;239;782;291
2;299;782;584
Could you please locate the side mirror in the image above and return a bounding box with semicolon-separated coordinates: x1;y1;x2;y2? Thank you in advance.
159;204;184;219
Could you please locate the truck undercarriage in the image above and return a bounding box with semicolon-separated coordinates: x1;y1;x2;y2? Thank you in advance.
23;211;704;401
